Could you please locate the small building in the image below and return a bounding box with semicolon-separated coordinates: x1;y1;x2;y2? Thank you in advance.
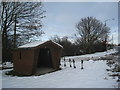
13;40;63;75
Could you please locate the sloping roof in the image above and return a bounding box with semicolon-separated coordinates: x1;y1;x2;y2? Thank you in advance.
19;40;63;48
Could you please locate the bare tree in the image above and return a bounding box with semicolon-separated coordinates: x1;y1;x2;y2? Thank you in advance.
76;17;110;54
50;35;79;56
1;2;45;62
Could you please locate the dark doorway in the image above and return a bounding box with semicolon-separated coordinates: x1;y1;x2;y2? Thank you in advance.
37;48;53;68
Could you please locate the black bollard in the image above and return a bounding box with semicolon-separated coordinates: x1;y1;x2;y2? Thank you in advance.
69;59;72;67
81;65;83;69
73;59;76;68
81;60;83;64
64;58;66;67
81;60;84;69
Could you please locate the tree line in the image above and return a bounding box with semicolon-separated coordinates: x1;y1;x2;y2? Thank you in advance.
50;17;111;56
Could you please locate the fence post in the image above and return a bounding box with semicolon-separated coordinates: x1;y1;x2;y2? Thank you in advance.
73;59;76;68
81;60;84;69
69;58;72;67
64;57;66;67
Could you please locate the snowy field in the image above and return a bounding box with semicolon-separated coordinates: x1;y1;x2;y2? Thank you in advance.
1;49;119;88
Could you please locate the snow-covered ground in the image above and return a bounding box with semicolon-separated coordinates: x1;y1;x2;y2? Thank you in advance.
2;62;13;69
65;49;117;61
1;49;119;88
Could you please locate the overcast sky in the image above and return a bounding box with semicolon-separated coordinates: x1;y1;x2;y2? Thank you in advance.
40;2;118;44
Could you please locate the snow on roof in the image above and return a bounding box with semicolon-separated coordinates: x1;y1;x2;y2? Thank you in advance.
51;41;63;48
19;41;44;48
19;40;63;48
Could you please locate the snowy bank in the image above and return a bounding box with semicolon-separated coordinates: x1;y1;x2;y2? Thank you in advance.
64;49;117;61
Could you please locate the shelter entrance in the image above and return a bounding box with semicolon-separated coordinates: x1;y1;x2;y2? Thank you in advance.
36;48;55;75
37;48;53;68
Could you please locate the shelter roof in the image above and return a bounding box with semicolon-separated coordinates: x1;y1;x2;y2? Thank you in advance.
19;40;63;48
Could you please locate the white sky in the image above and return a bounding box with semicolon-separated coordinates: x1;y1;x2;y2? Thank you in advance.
41;2;118;44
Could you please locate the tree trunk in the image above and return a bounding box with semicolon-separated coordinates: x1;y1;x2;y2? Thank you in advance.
13;15;17;48
2;9;8;62
2;24;8;62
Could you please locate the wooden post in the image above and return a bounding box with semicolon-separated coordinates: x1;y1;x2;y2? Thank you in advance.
81;60;83;64
64;57;66;67
73;59;76;68
81;60;84;69
69;58;72;67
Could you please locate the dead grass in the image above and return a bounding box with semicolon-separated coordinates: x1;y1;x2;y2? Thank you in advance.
109;73;119;77
5;70;31;77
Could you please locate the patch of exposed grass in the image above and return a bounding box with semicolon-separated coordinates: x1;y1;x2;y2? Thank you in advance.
5;70;31;77
109;73;119;77
112;66;120;72
106;69;112;71
106;60;116;65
